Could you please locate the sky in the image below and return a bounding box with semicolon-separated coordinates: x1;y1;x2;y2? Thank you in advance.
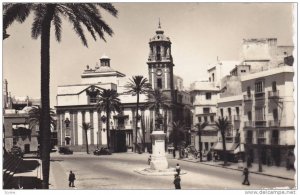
3;3;295;108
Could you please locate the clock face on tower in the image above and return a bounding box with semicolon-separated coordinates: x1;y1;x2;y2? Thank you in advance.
156;69;162;76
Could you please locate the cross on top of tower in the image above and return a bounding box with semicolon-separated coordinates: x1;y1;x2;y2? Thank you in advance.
158;18;161;29
156;18;164;34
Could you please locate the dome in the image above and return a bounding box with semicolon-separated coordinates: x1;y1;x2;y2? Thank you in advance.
100;54;110;60
149;21;171;43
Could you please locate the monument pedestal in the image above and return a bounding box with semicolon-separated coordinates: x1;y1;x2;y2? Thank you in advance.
150;131;168;170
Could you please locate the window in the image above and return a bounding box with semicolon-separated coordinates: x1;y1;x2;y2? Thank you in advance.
228;108;231;117
198;117;201;123
220;108;223;117
255;81;264;93
255;107;265;121
235;107;240;116
204;116;208;122
210;115;214;122
212;73;215;82
203;107;210;114
273;109;278;121
157;78;162;89
257;130;265;138
205;142;209;150
247;111;252;121
156;46;161;60
206;92;212;100
247;86;251;97
272;81;277;92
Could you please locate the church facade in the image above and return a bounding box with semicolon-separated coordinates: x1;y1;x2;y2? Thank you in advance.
55;24;192;152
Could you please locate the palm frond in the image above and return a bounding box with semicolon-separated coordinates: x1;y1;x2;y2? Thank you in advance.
3;3;33;30
52;8;62;42
96;3;118;17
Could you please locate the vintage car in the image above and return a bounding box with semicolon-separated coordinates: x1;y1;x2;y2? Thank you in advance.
93;147;112;155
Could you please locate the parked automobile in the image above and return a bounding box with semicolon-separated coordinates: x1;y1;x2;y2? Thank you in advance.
10;146;23;157
93;147;112;155
59;147;73;155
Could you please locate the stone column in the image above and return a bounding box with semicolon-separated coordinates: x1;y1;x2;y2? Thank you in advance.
93;110;98;146
77;111;83;145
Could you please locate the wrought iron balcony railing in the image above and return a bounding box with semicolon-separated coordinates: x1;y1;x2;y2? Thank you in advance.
268;90;279;98
243;94;253;101
245;137;253;144
270;138;279;145
244;121;254;127
269;120;280;127
234;115;240;121
255;92;265;99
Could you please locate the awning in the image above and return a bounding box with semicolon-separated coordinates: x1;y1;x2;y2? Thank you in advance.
234;144;245;154
211;142;238;151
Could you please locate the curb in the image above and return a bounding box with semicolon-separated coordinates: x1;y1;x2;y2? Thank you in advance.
179;159;294;181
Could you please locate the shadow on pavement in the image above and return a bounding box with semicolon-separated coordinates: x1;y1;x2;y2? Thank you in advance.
15;160;40;173
4;176;42;189
50;159;64;162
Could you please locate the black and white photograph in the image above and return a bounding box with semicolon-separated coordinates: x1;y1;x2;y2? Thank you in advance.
2;1;297;193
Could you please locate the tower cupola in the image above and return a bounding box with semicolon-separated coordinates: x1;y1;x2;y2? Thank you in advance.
100;55;111;67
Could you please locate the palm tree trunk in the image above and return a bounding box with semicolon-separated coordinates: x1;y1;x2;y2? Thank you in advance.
221;133;227;166
135;93;140;153
199;131;202;162
106;106;110;149
85;130;89;154
40;4;56;189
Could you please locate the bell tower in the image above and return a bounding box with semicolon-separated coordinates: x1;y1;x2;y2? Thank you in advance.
147;21;174;93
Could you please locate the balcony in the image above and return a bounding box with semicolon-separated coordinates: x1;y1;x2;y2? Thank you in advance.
255;120;267;127
245;137;253;144
244;121;254;127
225;137;233;143
257;138;266;144
255;92;265;100
269;120;280;127
234;115;240;121
268;90;279;99
270;138;279;145
243;94;253;102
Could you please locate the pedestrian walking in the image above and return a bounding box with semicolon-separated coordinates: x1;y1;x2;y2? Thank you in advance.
173;174;181;189
68;170;76;187
242;168;250;185
175;163;181;175
173;149;176;159
148;155;151;165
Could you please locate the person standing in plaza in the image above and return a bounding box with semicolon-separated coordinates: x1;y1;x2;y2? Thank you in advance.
173;174;181;189
242;168;250;185
148;155;151;165
175;163;181;175
68;170;76;187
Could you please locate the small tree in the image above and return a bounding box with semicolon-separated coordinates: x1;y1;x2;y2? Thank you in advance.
125;76;152;152
215;117;230;166
169;121;186;155
27;106;56;156
80;122;92;154
96;89;121;150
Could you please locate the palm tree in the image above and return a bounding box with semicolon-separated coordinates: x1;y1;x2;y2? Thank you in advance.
3;3;118;188
169;121;186;156
80;122;92;154
27;106;56;130
96;89;121;150
146;89;170;129
125;76;152;152
215;117;230;166
27;106;56;159
195;122;208;162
